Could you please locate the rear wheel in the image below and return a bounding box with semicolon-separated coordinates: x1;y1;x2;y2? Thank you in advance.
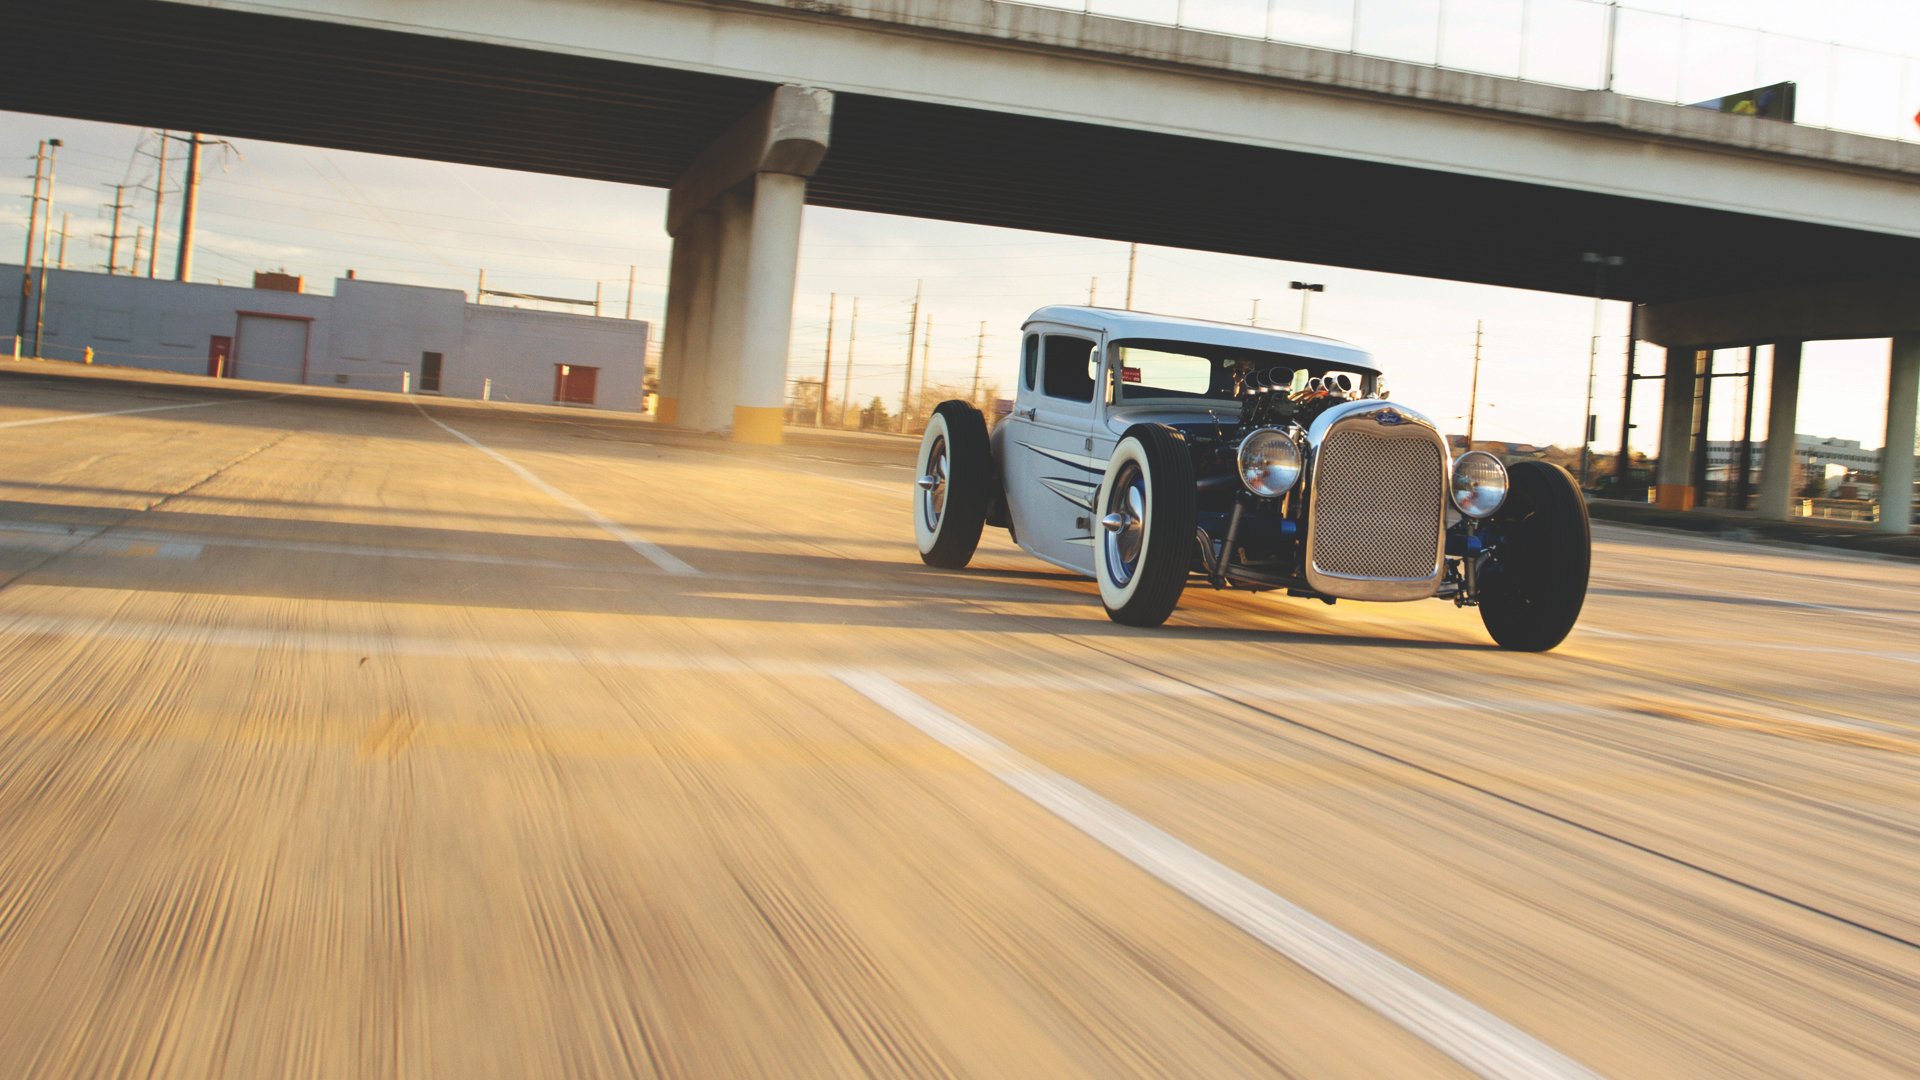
1478;460;1590;651
914;401;992;568
1093;425;1196;627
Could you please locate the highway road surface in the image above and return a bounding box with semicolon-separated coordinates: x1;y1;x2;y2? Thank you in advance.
2;363;1917;1079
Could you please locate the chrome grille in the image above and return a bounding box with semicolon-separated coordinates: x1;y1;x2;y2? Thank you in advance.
1310;428;1443;580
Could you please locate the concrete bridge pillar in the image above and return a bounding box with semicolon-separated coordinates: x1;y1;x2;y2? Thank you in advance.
657;85;831;443
733;172;808;443
1882;335;1919;534
1756;341;1803;521
655;215;701;426
1655;345;1701;510
686;190;753;433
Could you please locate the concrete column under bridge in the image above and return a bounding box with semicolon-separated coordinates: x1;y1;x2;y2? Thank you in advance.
656;85;831;444
1641;280;1920;527
1655;346;1701;511
1883;335;1919;534
1756;341;1803;521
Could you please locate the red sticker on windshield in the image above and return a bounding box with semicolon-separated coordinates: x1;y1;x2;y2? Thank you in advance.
1121;366;1142;383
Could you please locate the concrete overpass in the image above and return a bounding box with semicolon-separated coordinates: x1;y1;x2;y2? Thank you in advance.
6;0;1919;525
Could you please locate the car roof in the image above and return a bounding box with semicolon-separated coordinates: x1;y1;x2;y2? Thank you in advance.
1022;305;1378;371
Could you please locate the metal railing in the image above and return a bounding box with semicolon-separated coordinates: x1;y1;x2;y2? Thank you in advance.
1014;0;1919;141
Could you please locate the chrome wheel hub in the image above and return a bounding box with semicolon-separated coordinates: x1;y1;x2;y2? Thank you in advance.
920;436;948;531
1102;463;1145;586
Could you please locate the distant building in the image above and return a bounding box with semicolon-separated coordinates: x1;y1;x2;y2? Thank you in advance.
1704;435;1920;498
2;264;648;411
1706;435;1879;474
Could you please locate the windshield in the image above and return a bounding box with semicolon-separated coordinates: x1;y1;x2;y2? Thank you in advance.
1108;339;1373;404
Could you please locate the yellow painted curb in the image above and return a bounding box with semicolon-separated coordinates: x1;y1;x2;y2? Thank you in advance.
1654;483;1696;511
732;405;784;444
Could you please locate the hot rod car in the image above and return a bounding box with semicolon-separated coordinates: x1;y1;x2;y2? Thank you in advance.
912;306;1590;651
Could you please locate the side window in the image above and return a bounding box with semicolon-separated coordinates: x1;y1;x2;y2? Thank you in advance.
1022;334;1039;392
1041;336;1096;403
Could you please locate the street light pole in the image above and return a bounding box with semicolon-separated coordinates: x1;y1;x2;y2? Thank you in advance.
1290;280;1325;331
15;139;47;356
32;139;63;359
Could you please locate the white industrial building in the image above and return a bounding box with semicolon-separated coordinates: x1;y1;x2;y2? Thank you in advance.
1706;435;1886;475
2;265;648;411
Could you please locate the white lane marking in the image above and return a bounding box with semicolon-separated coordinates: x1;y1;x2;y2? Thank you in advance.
0;395;268;429
411;402;699;577
836;670;1597;1080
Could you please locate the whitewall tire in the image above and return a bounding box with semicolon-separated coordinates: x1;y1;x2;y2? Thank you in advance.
914;401;992;569
1092;424;1196;626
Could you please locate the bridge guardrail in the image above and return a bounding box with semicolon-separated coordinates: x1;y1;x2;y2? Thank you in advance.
1010;0;1918;143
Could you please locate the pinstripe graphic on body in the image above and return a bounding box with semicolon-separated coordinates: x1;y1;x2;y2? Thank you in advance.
1019;441;1106;545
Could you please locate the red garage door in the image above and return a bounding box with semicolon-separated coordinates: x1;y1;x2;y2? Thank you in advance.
553;364;598;406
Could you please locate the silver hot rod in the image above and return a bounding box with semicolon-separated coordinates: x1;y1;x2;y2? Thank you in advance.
912;306;1590;651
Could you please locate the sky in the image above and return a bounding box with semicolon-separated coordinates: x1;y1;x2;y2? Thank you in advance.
2;0;1915;453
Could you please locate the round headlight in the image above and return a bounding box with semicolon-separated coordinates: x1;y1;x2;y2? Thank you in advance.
1450;450;1508;518
1237;428;1302;498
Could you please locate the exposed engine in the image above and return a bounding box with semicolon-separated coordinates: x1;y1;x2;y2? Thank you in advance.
1230;364;1369;430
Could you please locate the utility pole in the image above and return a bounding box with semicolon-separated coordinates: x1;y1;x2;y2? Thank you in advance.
105;184;130;275
841;297;859;428
33;139;63;359
899;280;921;432
476;269;486;304
972;321;986;407
819;292;836;427
1249;298;1260;326
919;316;932;408
1088;277;1098;306
56;213;70;269
148;129;168;279
16;139;48;353
593;281;603;317
132;228;146;287
1125;243;1138;310
625;265;636;320
174;133;202;283
1466;320;1483;449
1580;252;1625;488
1614;305;1640;490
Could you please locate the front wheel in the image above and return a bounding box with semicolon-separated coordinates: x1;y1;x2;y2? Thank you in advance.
914;401;992;568
1093;425;1197;627
1478;460;1590;651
